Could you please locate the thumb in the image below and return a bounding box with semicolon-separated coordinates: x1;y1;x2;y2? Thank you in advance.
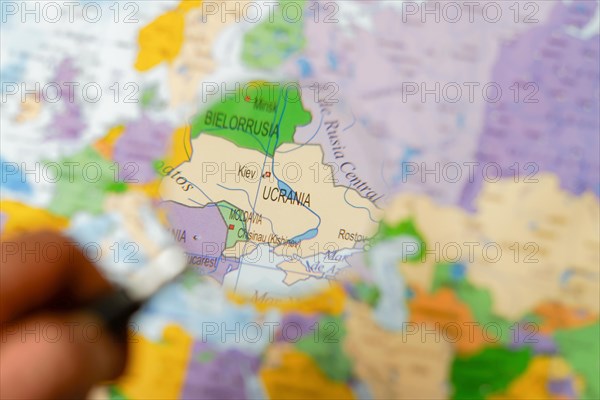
0;311;126;399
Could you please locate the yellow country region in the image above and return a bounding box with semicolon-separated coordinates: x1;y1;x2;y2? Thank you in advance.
93;125;125;159
548;357;585;397
0;201;68;237
488;356;553;400
145;125;192;199
134;9;187;72
15;93;42;123
163;126;192;167
130;180;162;199
177;0;202;12
260;350;354;400
116;324;193;399
167;0;248;106
228;283;346;315
548;356;575;379
488;356;585;400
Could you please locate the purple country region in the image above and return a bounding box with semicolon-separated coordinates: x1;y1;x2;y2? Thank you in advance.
210;256;241;285
181;341;261;399
0;212;6;232
460;0;600;210
510;326;558;355
548;378;577;398
159;201;228;272
46;102;86;140
44;58;87;140
281;10;396;207
112;114;173;183
284;3;551;206
290;89;389;207
51;57;78;85
275;313;320;343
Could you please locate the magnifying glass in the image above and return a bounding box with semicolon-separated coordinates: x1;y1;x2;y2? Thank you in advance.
66;192;187;337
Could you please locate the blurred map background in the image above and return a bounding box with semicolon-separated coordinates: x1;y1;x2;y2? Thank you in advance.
1;1;599;399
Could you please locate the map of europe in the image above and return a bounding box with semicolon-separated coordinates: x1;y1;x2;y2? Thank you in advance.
1;1;599;399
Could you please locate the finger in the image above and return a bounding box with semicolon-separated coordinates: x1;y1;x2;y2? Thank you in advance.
0;311;126;399
0;231;113;323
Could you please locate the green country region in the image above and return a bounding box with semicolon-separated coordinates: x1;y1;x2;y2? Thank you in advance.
450;346;533;400
140;85;158;108
373;218;427;263
430;264;514;345
196;350;216;364
554;322;600;399
295;315;353;382
190;81;312;157
47;146;128;217
430;262;458;293
216;201;248;249
454;280;513;345
352;281;381;308
108;385;128;400
241;0;306;69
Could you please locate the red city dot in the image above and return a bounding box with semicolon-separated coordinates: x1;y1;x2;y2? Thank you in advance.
265;172;271;177
229;224;235;230
245;96;251;102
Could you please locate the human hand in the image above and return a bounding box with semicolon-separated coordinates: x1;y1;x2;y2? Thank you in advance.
1;231;126;399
